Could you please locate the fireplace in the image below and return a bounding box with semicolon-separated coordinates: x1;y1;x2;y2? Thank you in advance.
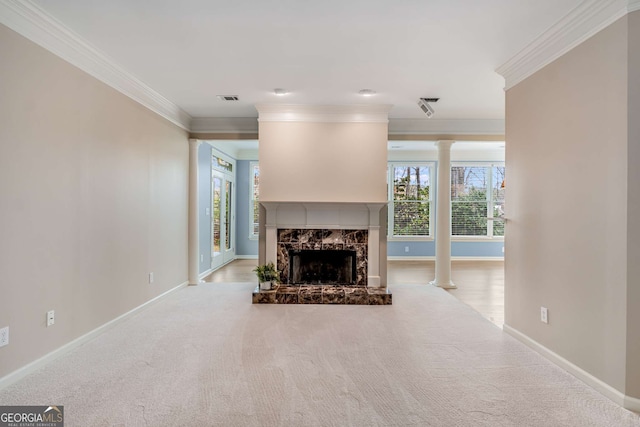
289;249;357;284
277;228;368;286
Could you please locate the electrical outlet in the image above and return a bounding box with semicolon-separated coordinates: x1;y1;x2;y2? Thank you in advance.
0;326;8;347
149;272;154;284
405;246;410;253
47;310;55;327
540;307;548;324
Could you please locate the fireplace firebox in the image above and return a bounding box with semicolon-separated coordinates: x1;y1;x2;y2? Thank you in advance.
289;249;356;285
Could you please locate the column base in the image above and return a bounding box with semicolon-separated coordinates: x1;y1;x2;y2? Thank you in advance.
368;275;382;288
429;280;457;289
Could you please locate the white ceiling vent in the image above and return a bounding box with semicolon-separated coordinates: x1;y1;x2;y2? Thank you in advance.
217;95;239;101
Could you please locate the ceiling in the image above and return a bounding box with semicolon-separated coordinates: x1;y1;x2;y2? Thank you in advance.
28;0;582;122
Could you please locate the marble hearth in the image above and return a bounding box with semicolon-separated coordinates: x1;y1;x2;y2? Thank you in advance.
252;285;392;305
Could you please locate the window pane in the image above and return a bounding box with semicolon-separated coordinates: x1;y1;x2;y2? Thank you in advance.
213;177;222;254
225;181;232;250
391;165;431;237
451;166;488;236
393;166;430;201
492;166;505;236
393;201;430;236
250;164;260;237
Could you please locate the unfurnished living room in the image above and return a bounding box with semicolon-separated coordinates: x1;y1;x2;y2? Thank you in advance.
1;1;639;426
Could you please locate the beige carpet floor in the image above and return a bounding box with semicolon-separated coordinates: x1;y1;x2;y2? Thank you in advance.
0;283;638;426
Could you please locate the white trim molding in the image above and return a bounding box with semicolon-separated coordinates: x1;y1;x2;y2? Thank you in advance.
191;117;259;134
388;119;505;135
503;324;640;413
255;104;392;123
388;256;504;262
0;0;192;130
0;281;188;391
497;0;638;90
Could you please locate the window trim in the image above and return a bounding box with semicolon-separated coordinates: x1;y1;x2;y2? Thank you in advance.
387;162;435;241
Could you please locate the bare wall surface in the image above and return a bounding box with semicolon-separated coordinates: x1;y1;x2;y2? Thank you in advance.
0;24;189;378
627;10;640;400
505;17;629;393
258;122;387;203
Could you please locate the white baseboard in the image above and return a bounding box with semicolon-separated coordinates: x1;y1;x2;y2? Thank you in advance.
388;256;504;262
235;255;258;260
199;268;214;280
0;281;188;391
503;324;640;413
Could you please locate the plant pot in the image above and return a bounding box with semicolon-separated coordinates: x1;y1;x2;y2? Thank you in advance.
260;281;272;291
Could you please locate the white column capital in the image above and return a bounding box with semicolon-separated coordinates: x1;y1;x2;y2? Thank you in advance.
435;140;455;150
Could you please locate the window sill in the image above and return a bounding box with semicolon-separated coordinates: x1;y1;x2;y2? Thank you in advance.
388;236;434;242
451;236;505;242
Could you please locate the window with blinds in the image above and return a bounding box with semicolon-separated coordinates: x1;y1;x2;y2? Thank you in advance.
389;165;432;237
249;162;260;239
451;164;504;238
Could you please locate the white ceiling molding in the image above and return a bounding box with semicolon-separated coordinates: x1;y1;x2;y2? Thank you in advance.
190;117;258;134
388;119;505;135
0;0;192;130
497;0;636;90
255;104;392;123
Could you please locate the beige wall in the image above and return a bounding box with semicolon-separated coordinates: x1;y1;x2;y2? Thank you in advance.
627;10;640;399
505;16;630;393
0;24;189;378
258;121;387;203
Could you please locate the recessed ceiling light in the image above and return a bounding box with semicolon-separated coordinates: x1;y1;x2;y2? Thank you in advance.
358;89;376;96
274;88;289;96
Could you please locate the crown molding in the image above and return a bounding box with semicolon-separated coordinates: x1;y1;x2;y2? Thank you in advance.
0;0;192;130
497;0;636;90
190;117;258;134
190;116;504;135
388;119;505;135
255;104;392;123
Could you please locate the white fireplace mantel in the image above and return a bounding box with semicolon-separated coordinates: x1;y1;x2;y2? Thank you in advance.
261;201;387;287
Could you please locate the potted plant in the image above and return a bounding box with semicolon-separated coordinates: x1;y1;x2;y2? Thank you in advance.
253;262;280;290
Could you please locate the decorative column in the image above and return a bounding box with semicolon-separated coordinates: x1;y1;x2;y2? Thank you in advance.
188;139;201;285
366;203;386;288
261;202;278;266
430;140;457;289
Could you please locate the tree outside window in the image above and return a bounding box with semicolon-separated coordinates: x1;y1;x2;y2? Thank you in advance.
390;165;432;237
451;164;504;238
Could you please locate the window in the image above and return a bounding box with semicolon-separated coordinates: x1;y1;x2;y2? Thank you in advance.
249;162;260;239
451;164;504;238
388;164;433;238
213;155;233;172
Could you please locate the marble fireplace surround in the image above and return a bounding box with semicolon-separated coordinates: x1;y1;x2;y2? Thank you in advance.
262;202;386;288
279;229;367;286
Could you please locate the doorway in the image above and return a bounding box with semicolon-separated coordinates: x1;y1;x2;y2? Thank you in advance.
211;154;235;270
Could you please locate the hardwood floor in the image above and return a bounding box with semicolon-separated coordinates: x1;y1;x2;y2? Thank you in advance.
204;259;504;327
